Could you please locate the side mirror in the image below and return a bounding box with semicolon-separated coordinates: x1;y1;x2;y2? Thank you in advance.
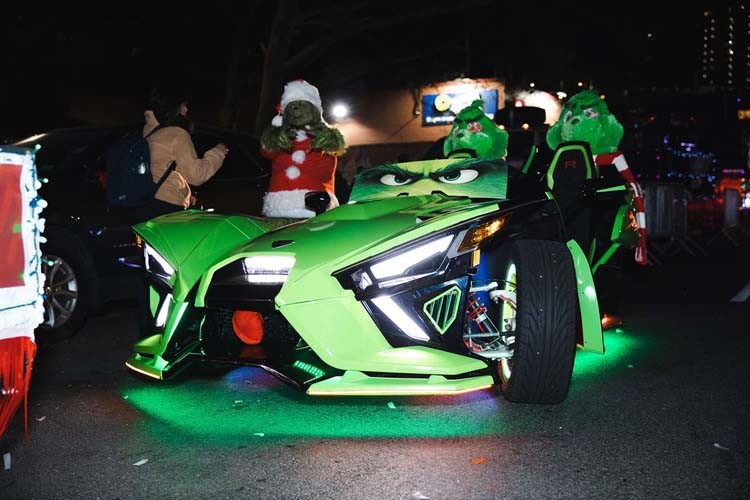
305;191;331;215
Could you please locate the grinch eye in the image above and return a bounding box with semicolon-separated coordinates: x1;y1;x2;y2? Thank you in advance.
438;169;479;184
380;173;414;186
583;108;599;119
563;110;573;122
467;122;482;133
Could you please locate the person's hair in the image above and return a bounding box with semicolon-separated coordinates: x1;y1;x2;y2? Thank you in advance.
146;85;193;133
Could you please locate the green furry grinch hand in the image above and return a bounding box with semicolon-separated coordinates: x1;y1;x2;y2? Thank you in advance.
260;80;346;218
546;90;647;266
443;99;508;159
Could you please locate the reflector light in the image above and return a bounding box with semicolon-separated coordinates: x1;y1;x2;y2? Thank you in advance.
458;215;510;253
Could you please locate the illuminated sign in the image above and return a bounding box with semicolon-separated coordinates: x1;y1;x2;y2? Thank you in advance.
422;89;498;126
737;109;750;120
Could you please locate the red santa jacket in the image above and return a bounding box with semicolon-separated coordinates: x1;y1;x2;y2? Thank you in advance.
261;135;336;194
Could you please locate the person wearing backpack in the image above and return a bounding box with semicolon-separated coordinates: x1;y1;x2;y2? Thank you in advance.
133;86;228;338
133;86;228;221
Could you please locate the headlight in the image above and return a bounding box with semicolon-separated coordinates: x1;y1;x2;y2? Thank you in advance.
338;213;510;293
241;256;295;284
144;244;174;283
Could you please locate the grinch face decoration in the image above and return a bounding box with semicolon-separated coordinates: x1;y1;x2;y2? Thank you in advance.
443;99;508;160
349;157;508;202
546;90;624;155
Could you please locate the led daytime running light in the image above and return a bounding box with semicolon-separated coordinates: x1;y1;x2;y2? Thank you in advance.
144;244;174;277
370;235;453;280
372;296;430;341
242;256;295;283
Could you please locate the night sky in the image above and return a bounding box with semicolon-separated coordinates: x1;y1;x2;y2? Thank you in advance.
1;1;706;139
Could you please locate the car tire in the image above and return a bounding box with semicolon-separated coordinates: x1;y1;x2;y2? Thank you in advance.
491;239;577;404
36;229;98;342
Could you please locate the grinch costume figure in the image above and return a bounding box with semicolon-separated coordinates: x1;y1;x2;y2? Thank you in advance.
260;80;346;218
546;90;647;265
443;99;509;160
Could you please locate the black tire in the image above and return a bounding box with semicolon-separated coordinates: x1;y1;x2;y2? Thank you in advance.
35;229;98;342
491;239;577;404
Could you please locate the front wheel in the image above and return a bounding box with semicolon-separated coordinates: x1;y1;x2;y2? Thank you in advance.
491;239;577;404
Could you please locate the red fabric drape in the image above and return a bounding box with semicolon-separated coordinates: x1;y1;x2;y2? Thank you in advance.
0;336;37;441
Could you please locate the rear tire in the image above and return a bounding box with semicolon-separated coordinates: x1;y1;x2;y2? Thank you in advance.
491;239;577;404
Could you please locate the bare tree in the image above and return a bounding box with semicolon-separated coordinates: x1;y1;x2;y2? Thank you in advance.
250;0;492;136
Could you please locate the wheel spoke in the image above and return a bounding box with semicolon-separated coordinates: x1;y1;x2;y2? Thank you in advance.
48;259;62;283
43;301;55;327
54;274;75;287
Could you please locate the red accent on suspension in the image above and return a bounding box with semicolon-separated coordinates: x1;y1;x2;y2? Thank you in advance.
466;293;490;333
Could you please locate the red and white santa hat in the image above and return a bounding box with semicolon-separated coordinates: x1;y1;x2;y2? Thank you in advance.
271;79;323;127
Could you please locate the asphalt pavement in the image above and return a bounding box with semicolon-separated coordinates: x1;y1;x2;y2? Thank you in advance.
1;233;749;500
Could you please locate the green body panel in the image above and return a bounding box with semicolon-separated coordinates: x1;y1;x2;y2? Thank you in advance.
567;239;604;354
307;371;494;396
134;210;273;301
190;195;499;376
591;243;621;275
275;200;499;307
282;299;487;374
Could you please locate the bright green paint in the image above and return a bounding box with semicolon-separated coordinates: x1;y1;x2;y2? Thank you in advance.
282;297;488;374
597;185;627;193
134;210;271;301
566;239;604;354
307;370;494;396
591;242;621;275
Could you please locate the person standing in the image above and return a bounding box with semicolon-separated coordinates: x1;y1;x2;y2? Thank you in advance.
134;87;229;221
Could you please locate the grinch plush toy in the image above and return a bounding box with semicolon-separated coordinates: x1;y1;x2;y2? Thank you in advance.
260;79;346;218
546;90;647;266
443;99;509;160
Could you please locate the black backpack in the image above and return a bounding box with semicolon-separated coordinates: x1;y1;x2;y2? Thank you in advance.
106;126;176;208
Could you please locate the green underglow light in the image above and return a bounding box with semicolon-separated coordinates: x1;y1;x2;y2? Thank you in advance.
292;360;325;382
121;369;508;441
120;328;655;443
574;326;659;377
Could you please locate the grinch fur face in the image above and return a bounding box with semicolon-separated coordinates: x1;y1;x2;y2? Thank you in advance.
443;100;508;159
261;99;346;155
282;100;321;128
546;90;624;155
349;158;508;201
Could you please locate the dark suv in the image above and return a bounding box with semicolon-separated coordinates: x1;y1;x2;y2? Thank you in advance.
10;125;270;340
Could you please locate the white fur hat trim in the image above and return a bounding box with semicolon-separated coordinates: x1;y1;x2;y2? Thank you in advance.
280;80;323;114
271;114;283;127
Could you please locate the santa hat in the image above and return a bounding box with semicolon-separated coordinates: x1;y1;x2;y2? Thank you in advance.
271;79;323;127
